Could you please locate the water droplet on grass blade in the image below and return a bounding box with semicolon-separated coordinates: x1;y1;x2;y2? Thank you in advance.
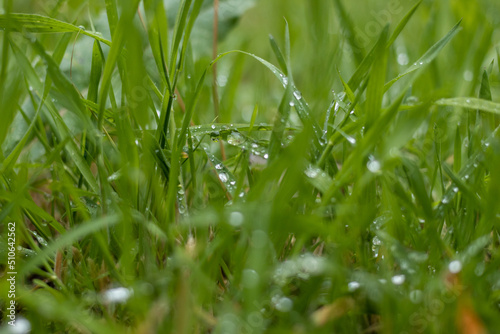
218;172;228;183
227;131;245;146
293;90;302;100
367;157;381;173
305;165;321;178
210;131;221;142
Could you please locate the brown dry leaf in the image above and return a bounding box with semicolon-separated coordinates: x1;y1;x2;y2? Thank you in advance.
311;297;356;327
457;298;487;334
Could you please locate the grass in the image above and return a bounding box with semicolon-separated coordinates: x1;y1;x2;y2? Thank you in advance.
1;0;500;333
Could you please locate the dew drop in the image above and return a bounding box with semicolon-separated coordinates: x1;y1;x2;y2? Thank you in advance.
391;274;405;285
305;165;321;178
367;158;381;173
10;316;31;334
101;287;133;304
274;297;293;312
218;172;228;182
227;131;245;146
293;90;302;100
397;53;409;66
348;281;360;292
229;212;244;227
448;260;462;274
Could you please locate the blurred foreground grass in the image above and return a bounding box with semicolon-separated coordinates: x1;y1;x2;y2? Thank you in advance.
1;0;500;333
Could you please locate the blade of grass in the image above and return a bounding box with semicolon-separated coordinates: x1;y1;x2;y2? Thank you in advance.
0;13;111;45
435;97;500;115
384;20;462;91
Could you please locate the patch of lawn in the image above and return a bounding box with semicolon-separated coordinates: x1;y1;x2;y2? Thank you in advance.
1;0;500;333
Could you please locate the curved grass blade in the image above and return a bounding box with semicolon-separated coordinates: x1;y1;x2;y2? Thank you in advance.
205;150;238;198
20;214;120;277
435;97;500;115
384;20;462;91
187;123;278;136
9;37;99;193
347;0;423;92
268;81;292;162
332;0;364;64
97;0;141;129
0;13;111;45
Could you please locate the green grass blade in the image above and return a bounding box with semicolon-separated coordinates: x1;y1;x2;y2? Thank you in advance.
435;97;500;115
19;214;119;276
0;13;111;45
365;25;388;127
386;0;423;46
87;40;103;102
269;34;287;76
384;20;462;91
332;0;364;64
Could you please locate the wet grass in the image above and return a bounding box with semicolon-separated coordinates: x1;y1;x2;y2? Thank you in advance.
1;0;500;333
